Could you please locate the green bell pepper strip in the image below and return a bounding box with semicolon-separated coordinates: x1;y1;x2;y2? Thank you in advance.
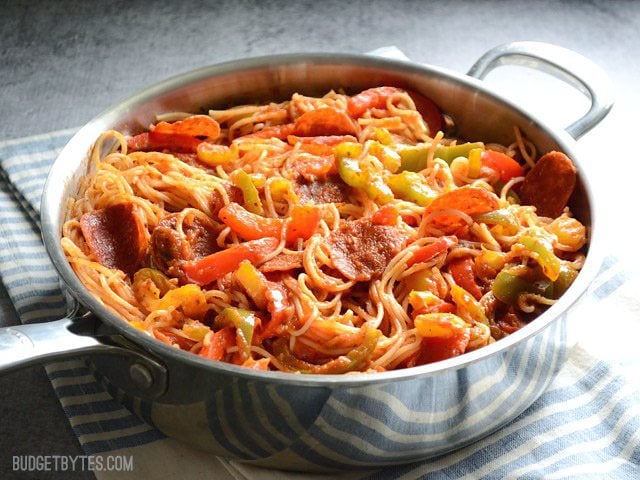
473;209;520;235
214;307;257;358
435;142;485;165
273;326;381;374
517;230;562;281
491;267;552;305
133;268;176;297
553;264;578;298
387;171;436;207
398;142;485;172
230;169;264;215
337;155;393;204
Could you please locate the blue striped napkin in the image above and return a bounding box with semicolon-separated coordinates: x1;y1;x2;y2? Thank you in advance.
1;128;639;477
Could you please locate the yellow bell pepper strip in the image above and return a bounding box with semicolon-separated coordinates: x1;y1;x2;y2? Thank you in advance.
269;177;298;204
413;313;471;364
407;236;458;267
517;229;562;281
403;268;443;296
491;267;552;305
336;142;393;204
153;284;208;319
199;327;235;361
132;268;176;311
235;262;293;341
196;143;238;167
473;209;520;236
467;148;483;178
230;169;264;215
337;155;393;204
182;237;279;285
415;312;470;338
219;203;282;241
387;171;437;207
450;285;489;325
434;142;485;165
481;150;525;182
235;261;268;308
408;291;456;315
369;141;401;173
273;325;381;374
449;257;484;300
374;127;393;145
474;248;507;279
214;307;257;360
182;322;211;343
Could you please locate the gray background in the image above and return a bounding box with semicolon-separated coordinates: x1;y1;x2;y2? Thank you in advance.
1;0;638;478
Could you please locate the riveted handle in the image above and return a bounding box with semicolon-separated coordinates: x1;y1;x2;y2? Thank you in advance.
468;41;614;139
0;315;167;398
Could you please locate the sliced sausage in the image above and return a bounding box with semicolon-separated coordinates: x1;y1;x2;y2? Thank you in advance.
327;219;407;281
151;211;221;279
519;151;577;218
210;183;243;218
295;178;350;204
80;202;147;276
259;252;304;273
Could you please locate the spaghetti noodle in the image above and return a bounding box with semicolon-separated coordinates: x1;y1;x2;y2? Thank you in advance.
61;86;586;373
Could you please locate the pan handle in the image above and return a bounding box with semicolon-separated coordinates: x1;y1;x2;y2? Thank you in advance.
0;315;167;398
467;41;614;140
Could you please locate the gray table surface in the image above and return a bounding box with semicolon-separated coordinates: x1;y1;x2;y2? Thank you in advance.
1;0;639;478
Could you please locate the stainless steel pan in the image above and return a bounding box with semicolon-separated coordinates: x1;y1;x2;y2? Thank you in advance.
0;42;613;471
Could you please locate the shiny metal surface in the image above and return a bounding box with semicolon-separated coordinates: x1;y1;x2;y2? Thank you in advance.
0;42;611;469
467;41;614;139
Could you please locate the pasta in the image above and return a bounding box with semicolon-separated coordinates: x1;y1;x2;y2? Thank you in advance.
62;86;586;374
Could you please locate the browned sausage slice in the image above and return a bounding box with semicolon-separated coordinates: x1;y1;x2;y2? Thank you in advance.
327;219;407;281
80;202;147;276
259;253;304;273
520;151;577;218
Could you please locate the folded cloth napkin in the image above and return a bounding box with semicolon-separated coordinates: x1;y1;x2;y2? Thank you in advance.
1;55;639;479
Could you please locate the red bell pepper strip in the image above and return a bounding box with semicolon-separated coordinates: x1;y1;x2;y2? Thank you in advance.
183;237;279;285
449;257;483;300
219;203;283;241
199;327;235;361
220;203;321;245
482;150;525;183
286;205;322;244
408;236;458;267
371;205;400;226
